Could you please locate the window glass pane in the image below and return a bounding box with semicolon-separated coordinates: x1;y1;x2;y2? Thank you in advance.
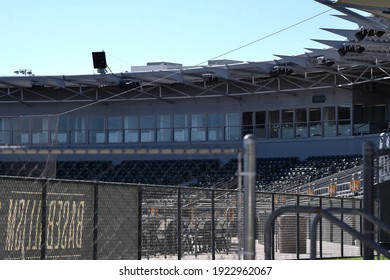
242;112;253;136
140;115;154;129
50;116;68;144
174;115;188;128
124;116;138;129
208;127;223;141
338;105;351;136
0;118;11;145
108;116;123;129
295;108;308;138
157;115;171;129
108;116;123;143
191;128;206;141
191;114;206;141
69;116;87;130
13;118;30;130
174;128;189;142
124;130;138;142
309;108;322;137
156;115;171;142
226;113;240;141
282;110;294;139
89;117;105;144
226;112;240;126
0;118;11;130
69;117;87;144
324;107;336;137
141;129;154;142
338;105;350;120
191;114;206;127
174;115;188;141
269;110;280;138
207;113;223;141
32;118;49;144
13;118;30;145
254;112;266;139
157;129;171;142
208;113;223;127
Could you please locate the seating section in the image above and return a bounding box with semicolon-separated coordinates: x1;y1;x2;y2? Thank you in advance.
0;155;362;190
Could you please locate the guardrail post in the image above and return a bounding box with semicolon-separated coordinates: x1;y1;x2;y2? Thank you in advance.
243;134;256;260
362;141;375;260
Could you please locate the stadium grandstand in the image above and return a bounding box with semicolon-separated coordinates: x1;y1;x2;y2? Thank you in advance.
0;0;390;260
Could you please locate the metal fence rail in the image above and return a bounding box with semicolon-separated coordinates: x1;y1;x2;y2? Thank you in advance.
0;176;364;260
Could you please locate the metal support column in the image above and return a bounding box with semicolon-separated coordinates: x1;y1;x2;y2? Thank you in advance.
362;141;375;260
243;134;256;260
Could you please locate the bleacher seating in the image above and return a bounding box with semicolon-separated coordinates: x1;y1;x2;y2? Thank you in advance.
0;155;363;192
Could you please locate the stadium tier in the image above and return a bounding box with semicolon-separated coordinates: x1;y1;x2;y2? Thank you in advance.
0;155;363;193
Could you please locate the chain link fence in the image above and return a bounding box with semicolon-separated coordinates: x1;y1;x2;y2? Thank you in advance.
0;144;368;260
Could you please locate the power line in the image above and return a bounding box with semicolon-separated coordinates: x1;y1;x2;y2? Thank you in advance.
198;8;333;65
55;8;333;117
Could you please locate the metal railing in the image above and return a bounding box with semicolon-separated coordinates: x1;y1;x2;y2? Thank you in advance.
264;205;390;260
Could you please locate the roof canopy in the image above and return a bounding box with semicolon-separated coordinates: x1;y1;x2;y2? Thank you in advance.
0;0;389;103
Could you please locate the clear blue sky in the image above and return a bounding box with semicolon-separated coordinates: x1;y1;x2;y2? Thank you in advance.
0;0;359;76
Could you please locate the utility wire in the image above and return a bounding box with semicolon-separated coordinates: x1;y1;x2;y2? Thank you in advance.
56;8;333;117
196;8;333;66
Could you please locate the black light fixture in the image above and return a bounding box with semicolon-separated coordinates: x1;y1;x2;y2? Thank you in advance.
269;66;293;77
338;45;365;56
202;73;219;83
376;30;386;38
355;29;368;41
338;47;348;56
317;56;335;66
119;80;140;90
356;46;365;53
92;51;107;72
355;28;386;41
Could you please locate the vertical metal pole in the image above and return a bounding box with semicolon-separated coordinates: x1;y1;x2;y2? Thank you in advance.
271;193;275;260
237;150;243;259
93;183;99;260
243;134;256;260
40;180;47;260
341;198;344;258
137;187;142;260
296;195;300;260
319;197;323;259
177;187;182;260
362;141;375;260
211;189;216;260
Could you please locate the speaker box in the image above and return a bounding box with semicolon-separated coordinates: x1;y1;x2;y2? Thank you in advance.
92;52;107;69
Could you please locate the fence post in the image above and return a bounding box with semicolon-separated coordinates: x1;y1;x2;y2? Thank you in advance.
93;183;99;260
243;134;256;260
138;187;143;260
40;180;47;260
237;151;243;258
177;187;182;260
362;141;375;260
211;189;216;260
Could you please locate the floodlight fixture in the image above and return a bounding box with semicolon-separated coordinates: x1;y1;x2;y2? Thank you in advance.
92;51;108;74
14;69;33;76
355;28;386;41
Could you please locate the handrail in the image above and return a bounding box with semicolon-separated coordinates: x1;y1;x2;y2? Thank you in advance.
264;205;321;260
264;205;390;260
310;208;390;259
